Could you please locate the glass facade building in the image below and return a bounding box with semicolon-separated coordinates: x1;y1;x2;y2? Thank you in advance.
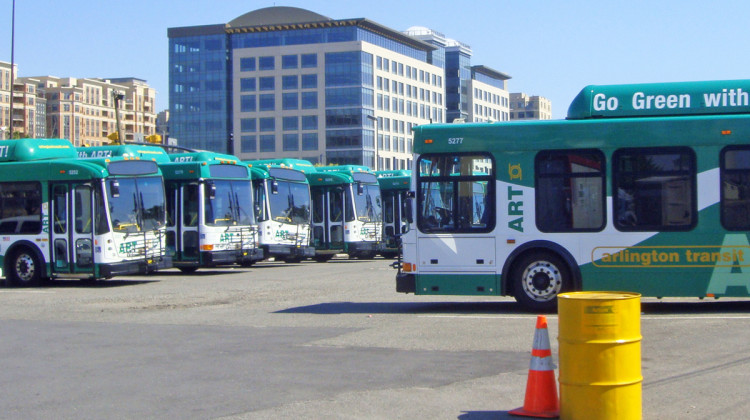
168;7;516;167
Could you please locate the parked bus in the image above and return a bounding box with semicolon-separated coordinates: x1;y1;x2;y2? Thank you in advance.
245;159;315;263
161;152;263;272
309;165;383;260
397;79;750;311
375;170;412;258
0;138;170;286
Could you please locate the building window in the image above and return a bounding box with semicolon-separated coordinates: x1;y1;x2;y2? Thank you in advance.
302;133;318;150
613;147;696;231
301;74;317;89
282;75;298;90
241;135;257;153
301;92;318;109
240;118;256;133
535;149;606;232
240;57;256;72
259;77;275;91
240;95;256;112
283;116;298;131
283;133;299;151
259;94;275;111
283;93;299;110
259;56;275;70
301;115;318;130
301;54;317;68
259;117;275;132
240;78;256;92
259;134;275;152
282;55;298;69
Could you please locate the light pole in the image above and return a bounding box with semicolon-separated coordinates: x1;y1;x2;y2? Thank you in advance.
9;0;16;138
366;115;378;170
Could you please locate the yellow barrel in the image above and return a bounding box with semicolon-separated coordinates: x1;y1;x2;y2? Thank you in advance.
558;292;642;420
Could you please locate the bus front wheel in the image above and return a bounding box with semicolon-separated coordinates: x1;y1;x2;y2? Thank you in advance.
511;251;571;312
6;247;42;287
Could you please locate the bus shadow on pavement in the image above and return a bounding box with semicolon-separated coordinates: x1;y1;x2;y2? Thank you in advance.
276;301;527;315
30;279;158;288
641;299;750;314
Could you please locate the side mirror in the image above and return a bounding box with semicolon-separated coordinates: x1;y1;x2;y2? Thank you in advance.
109;180;120;198
357;182;364;195
271;180;279;194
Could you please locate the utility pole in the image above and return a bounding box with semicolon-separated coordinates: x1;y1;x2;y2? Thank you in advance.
366;115;379;170
9;0;16;138
111;91;124;144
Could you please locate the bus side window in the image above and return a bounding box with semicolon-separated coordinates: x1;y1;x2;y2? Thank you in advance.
535;149;605;232
613;147;696;232
720;146;750;230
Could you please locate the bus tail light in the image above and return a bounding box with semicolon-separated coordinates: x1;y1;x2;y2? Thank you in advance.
201;244;214;251
402;262;414;272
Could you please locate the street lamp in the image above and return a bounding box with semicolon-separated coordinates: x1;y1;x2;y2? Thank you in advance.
366;115;378;171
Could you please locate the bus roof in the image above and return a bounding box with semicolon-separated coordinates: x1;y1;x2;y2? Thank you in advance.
567;79;750;119
375;170;410;178
247;158;317;174
169;151;240;164
77;145;171;163
0;138;77;162
305;171;354;187
318;165;373;175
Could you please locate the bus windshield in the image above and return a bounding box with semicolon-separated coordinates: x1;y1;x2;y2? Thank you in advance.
205;180;254;226
354;184;382;223
269;180;311;224
107;176;166;233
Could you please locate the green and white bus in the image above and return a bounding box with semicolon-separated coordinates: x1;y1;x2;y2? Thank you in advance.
0;138;171;286
246;159;315;263
161;152;263;272
309;165;383;260
375;170;412;259
397;79;750;311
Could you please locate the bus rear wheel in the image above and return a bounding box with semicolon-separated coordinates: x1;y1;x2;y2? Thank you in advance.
6;247;42;287
511;251;570;312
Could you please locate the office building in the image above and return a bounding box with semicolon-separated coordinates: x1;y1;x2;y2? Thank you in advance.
510;92;552;120
29;76;156;146
1;61;46;139
169;7;446;168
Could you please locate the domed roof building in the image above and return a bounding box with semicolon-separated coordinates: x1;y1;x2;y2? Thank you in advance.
168;7;515;165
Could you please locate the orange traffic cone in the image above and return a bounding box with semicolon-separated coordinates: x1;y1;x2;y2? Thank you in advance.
509;315;560;418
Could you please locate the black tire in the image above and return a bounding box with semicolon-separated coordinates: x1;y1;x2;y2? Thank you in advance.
6;247;42;287
511;251;571;312
178;266;199;274
313;255;334;263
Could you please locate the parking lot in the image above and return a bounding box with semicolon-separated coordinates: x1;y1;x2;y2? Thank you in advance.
1;257;750;419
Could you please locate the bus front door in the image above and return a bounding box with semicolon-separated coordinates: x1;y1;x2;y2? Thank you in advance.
179;184;200;263
50;183;96;277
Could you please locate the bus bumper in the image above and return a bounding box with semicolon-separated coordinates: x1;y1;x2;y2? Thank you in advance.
239;248;265;264
396;273;416;294
264;245;316;259
202;249;264;266
100;256;172;278
347;242;380;258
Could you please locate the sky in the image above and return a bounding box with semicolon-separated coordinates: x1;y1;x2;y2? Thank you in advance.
3;0;750;119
